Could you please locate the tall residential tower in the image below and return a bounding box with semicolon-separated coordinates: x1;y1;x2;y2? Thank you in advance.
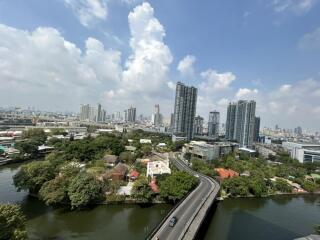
208;111;220;138
226;100;256;148
173;82;198;140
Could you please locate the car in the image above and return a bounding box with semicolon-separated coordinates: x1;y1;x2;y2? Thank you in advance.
169;216;178;227
194;174;199;178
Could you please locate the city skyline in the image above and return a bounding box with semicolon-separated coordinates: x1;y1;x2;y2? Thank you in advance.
0;1;320;131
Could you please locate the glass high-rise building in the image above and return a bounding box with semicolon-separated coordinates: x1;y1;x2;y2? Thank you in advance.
193;115;204;135
173;82;197;141
208;111;220;138
226;100;256;147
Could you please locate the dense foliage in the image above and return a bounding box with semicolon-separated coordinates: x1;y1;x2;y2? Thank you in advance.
159;171;198;203
68;173;105;209
13;160;56;193
131;176;154;203
0;204;27;240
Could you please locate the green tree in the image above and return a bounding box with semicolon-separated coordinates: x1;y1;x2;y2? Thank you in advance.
159;171;198;203
68;173;104;209
119;151;135;164
249;176;268;197
39;176;69;206
131;177;153;203
302;180;317;193
22;128;47;144
141;144;152;156
13;161;56;193
0;204;27;240
222;177;250;197
15;140;39;156
273;178;293;193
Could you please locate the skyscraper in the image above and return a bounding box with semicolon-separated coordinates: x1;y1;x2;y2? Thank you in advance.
254;117;260;142
208;111;220;138
80;104;90;121
153;104;162;126
226;100;256;147
193;115;204;135
225;103;237;140
125;107;136;123
97;103;102;122
173;82;198;140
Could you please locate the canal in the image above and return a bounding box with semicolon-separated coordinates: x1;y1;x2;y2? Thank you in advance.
1;163;319;240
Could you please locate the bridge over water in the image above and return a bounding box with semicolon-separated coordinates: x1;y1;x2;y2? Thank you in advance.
148;153;220;240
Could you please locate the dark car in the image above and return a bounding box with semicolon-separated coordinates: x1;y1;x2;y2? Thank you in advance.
169;216;178;227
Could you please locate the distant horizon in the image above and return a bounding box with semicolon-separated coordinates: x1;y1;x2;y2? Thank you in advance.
0;1;319;132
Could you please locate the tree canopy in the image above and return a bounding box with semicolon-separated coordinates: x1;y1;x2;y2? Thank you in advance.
159;171;198;203
0;204;27;240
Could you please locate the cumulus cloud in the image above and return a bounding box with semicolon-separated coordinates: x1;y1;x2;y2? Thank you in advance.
235;88;259;99
299;27;320;50
271;0;316;15
64;0;108;27
102;2;174;113
0;23;121;110
200;69;236;92
177;55;196;76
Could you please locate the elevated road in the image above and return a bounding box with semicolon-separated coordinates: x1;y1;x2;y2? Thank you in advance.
149;153;220;240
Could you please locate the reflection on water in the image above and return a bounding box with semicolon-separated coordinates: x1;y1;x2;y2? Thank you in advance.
1;163;320;240
0;163;172;240
204;195;320;240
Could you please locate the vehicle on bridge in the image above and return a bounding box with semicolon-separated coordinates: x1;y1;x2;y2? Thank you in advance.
169;216;178;227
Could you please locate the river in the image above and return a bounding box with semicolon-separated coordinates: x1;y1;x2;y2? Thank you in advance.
1;163;319;240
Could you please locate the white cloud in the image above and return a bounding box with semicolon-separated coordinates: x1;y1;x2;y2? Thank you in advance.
272;0;316;15
177;55;196;76
235;88;259;99
200;69;236;92
299;27;320;50
0;23;121;110
64;0;108;27
102;2;174;113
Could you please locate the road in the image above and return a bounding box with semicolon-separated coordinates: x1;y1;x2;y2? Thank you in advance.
150;154;220;240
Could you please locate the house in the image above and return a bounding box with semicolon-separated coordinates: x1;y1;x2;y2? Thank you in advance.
157;143;166;148
38;145;54;154
111;163;129;181
149;178;159;193
117;182;133;196
215;168;239;180
240;170;251;177
140;139;152;144
103;154;118;167
125;146;136;152
137;158;150;166
130;170;140;180
146;160;171;178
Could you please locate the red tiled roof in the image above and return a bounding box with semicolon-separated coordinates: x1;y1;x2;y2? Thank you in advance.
149;178;159;193
215;168;239;179
130;170;140;179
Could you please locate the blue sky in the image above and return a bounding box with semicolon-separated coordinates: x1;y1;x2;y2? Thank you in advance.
0;0;320;131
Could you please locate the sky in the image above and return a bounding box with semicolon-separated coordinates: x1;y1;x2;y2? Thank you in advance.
0;0;320;131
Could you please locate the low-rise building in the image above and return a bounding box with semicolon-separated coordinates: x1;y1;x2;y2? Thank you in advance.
140;139;152;144
103;154;118;167
215;168;239;180
183;141;238;161
146;160;171;178
254;144;277;158
282;142;320;163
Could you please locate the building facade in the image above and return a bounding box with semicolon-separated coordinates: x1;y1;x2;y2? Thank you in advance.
225;100;256;148
254;117;260;142
282;142;320;163
193;115;204;135
183;141;238;161
173;82;198;141
124;107;136;123
153;104;163;126
208;111;220;138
